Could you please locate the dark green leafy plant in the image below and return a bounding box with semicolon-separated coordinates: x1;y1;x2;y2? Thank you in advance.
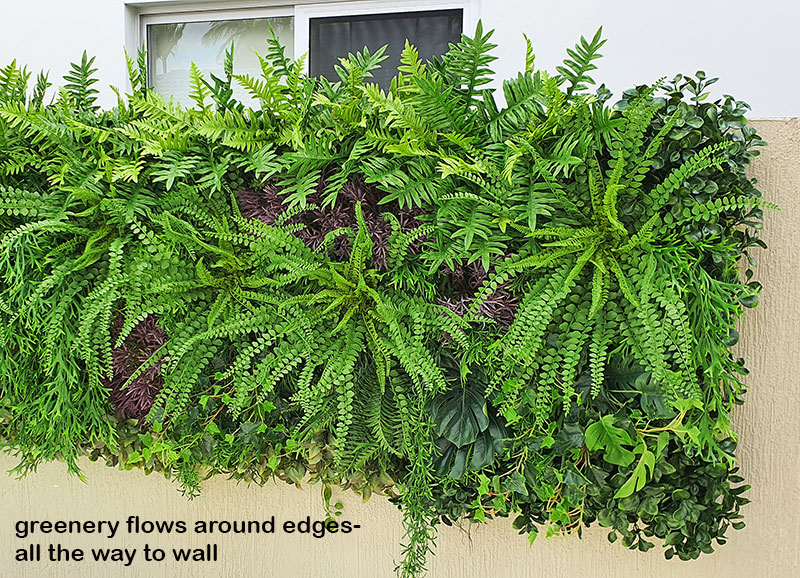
0;23;770;577
428;354;507;480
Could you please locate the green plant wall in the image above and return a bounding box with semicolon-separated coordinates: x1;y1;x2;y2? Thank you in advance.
0;24;770;576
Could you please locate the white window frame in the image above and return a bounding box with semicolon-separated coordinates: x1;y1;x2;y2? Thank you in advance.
126;0;481;78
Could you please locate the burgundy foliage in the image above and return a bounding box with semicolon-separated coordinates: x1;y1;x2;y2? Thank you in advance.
237;177;425;270
104;315;167;421
439;261;519;331
238;178;517;329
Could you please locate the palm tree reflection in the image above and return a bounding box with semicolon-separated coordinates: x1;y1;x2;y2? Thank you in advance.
201;18;293;60
150;23;186;74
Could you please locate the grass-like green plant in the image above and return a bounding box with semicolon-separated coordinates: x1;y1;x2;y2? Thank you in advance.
0;23;770;575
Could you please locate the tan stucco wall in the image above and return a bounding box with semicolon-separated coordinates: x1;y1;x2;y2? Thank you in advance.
2;119;799;578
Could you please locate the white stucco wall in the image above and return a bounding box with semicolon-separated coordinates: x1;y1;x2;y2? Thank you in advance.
0;0;797;117
0;1;130;103
480;0;800;119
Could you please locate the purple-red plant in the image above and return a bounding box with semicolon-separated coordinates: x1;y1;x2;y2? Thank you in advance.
237;177;425;270
439;261;518;331
104;316;167;421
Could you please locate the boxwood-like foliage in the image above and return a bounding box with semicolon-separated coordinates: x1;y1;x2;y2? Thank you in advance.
0;24;769;576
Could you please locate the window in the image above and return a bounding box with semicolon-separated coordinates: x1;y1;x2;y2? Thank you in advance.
148;16;294;106
129;1;479;104
309;9;462;87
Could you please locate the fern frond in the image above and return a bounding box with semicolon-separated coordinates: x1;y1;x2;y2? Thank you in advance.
556;27;605;96
62;51;100;111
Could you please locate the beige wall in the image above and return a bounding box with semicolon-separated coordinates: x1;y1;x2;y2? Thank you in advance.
2;119;799;578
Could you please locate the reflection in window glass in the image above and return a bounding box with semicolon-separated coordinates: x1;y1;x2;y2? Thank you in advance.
148;17;294;107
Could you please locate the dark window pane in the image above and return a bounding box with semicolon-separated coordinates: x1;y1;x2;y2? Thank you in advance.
309;9;462;88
